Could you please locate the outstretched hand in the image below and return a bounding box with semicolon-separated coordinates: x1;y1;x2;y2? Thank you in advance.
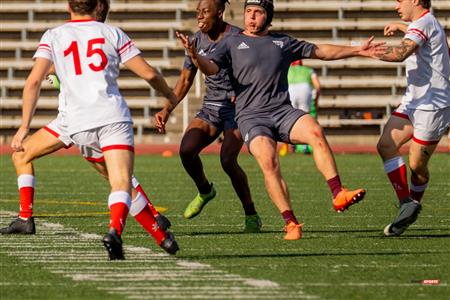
176;31;196;58
359;36;387;58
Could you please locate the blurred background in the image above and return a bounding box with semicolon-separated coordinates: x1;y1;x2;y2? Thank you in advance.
1;0;449;146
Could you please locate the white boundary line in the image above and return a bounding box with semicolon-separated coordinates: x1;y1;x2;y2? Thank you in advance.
0;211;317;299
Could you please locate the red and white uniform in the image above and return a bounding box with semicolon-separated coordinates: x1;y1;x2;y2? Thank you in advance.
393;11;450;144
33;19;140;135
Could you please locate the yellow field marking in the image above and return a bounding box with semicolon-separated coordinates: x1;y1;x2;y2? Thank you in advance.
0;199;168;213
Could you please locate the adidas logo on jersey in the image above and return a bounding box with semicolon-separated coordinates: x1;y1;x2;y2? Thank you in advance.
237;42;250;50
198;49;207;56
273;40;284;48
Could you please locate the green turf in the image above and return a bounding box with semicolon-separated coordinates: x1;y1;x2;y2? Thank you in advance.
0;153;449;299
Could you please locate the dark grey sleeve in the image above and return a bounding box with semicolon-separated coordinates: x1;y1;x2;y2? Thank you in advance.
207;38;231;69
289;37;316;61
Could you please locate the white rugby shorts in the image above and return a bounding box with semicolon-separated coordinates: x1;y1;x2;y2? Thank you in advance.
44;114;73;147
393;104;450;145
70;122;134;162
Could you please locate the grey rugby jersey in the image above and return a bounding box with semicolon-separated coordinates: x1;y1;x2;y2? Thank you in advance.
209;32;315;120
184;24;241;105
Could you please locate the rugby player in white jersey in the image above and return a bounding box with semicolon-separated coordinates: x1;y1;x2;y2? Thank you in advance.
3;0;179;259
0;0;173;242
375;0;450;236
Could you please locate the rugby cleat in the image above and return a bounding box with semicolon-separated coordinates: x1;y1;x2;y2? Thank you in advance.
155;214;171;231
183;184;216;219
384;199;422;237
333;188;366;212
283;221;303;240
0;217;35;234
102;229;125;260
243;214;262;233
159;231;179;255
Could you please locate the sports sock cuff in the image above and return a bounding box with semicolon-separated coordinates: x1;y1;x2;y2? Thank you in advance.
17;174;35;189
383;156;405;173
108;191;132;209
410;181;428;192
129;192;148;216
131;175;140;189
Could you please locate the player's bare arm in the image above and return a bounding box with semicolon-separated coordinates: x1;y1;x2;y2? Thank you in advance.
377;38;417;62
312;36;386;60
124;55;178;132
11;58;52;152
384;22;408;36
177;31;219;76
154;68;197;133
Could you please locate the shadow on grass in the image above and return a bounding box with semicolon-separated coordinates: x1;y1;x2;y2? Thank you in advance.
184;249;450;260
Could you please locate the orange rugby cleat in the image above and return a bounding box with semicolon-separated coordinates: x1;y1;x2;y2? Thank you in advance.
283;221;304;240
333;188;366;212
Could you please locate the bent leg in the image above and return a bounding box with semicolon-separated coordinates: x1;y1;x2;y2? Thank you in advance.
221;128;255;215
11;129;65;219
289;115;365;210
179;118;218;193
289;114;337;180
249;136;291;213
377;116;414;203
408;141;437;201
12;128;66;175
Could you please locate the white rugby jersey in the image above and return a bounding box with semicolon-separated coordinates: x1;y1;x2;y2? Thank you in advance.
33;19;140;134
402;11;450;110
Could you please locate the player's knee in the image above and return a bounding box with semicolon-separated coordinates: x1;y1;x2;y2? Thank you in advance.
179;143;197;160
11;151;30;167
220;155;237;173
259;157;279;175
376;139;393;156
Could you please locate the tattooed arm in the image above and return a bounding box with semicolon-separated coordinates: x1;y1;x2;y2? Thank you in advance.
377;38;418;62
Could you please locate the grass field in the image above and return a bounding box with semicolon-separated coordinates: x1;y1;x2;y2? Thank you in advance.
0;153;449;299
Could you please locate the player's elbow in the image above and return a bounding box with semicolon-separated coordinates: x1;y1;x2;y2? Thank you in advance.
24;77;42;91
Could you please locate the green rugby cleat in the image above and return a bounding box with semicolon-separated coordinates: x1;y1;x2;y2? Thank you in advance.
183;184;216;219
243;214;262;233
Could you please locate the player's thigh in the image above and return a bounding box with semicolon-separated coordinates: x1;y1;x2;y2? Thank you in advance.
181;118;218;152
103;149;134;191
18;128;66;162
248;136;279;172
289;114;323;145
378;115;413;149
221;128;243;159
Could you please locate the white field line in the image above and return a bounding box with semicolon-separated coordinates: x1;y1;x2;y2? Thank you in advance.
0;212;316;300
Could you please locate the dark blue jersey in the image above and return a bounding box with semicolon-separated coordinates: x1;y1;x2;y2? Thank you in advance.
183;23;242;106
209;32;315;120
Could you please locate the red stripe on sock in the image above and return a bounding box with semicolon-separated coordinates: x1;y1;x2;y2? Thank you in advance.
135;184;159;217
387;165;409;201
133;205;166;244
109;203;129;236
19;187;34;218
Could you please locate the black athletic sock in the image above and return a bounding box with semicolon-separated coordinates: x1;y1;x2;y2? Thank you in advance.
198;182;212;195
